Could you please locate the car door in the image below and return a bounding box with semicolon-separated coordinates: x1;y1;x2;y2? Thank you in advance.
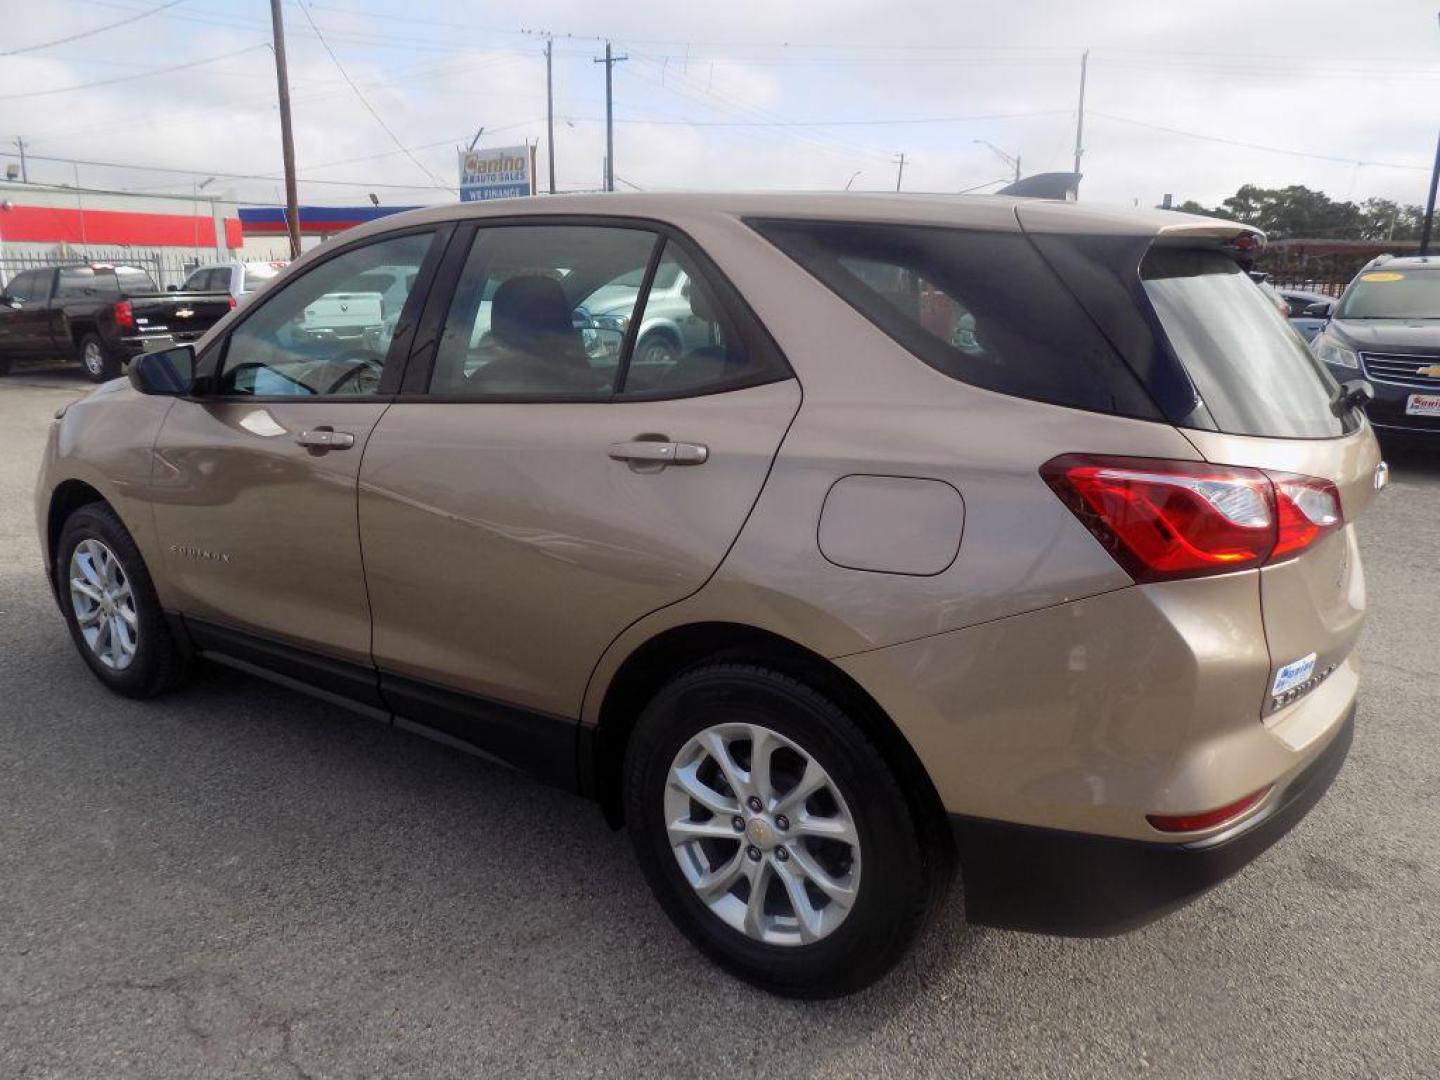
357;222;799;774
0;270;57;356
150;227;445;689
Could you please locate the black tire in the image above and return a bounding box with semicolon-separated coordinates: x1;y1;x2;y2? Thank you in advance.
625;664;939;998
77;332;120;382
634;331;680;368
55;503;189;698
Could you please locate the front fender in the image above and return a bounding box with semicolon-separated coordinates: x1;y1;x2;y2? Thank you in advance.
36;381;176;604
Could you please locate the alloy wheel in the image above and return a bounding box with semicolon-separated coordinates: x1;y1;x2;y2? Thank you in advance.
82;341;105;377
69;538;139;670
665;722;861;946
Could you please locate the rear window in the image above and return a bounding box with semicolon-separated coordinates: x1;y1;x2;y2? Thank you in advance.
751;220;1158;417
1336;267;1440;320
114;266;157;293
1141;249;1350;438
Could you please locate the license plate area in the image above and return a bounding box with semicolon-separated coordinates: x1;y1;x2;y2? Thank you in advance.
1405;393;1440;417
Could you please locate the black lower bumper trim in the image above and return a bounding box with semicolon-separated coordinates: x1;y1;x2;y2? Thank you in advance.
950;705;1355;936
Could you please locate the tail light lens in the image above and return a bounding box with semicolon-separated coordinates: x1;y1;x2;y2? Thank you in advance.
112;300;135;331
227;295;237;310
1041;454;1344;582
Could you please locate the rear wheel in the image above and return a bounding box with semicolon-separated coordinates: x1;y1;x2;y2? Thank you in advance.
78;333;119;382
625;664;939;998
56;503;188;698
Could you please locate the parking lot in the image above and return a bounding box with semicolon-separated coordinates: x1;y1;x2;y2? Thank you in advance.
1;365;1438;1079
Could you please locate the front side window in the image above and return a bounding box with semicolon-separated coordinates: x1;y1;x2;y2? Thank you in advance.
752;220;1154;416
216;231;434;397
5;270;44;302
430;224;657;399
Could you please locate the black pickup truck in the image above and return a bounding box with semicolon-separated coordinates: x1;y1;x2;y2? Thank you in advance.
0;263;234;381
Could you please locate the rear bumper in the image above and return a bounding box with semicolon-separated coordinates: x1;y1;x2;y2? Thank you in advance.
951;703;1354;936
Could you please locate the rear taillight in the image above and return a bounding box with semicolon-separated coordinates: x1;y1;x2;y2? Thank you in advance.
227;295;237;310
112;300;135;331
1147;785;1272;833
1271;473;1343;560
1041;454;1344;583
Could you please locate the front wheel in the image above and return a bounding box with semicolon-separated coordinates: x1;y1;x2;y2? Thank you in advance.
78;333;120;382
625;664;940;998
56;503;189;698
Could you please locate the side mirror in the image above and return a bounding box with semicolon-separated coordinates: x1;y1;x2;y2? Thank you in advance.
127;345;195;396
1303;301;1332;318
166;284;179;292
0;295;19;309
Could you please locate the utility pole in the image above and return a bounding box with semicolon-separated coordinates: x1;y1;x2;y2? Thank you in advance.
545;38;556;195
13;138;27;182
594;42;627;192
1421;129;1440;256
894;153;906;192
268;0;302;258
1073;48;1089;179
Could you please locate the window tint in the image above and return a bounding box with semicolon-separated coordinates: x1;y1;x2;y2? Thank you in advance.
614;240;785;395
752;220;1154;416
430;224;657;399
56;267;102;299
114;266;156;293
5;270;45;302
1141;249;1349;438
217;231;433;397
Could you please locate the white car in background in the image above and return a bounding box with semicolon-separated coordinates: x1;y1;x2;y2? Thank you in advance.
178;260;290;304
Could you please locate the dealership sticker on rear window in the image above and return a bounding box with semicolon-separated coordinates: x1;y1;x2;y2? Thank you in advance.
1272;653;1318;697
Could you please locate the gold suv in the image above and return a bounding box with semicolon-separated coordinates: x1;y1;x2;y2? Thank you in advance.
35;194;1380;997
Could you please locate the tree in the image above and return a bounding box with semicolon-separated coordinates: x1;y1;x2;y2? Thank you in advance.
1163;184;1424;241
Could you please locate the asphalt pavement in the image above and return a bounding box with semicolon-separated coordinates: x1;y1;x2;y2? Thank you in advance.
2;364;1437;1079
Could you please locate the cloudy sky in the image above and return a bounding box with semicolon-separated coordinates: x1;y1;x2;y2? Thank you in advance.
1;0;1436;215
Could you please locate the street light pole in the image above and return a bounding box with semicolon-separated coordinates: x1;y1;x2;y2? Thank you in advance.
1421;129;1440;257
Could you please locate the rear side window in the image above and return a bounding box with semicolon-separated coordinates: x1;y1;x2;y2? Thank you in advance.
751;220;1157;417
1141;249;1349;438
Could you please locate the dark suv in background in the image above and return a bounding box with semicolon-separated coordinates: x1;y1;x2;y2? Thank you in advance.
1311;255;1440;438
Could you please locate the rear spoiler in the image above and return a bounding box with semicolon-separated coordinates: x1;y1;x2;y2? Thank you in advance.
996;172;1083;200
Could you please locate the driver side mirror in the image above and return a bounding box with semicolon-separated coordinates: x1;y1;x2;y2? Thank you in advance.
1303;301;1332;319
127;345;195;396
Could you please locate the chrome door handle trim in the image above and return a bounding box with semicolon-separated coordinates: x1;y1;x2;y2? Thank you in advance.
608;440;709;466
296;429;356;449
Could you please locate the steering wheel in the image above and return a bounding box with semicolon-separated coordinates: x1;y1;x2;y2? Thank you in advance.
324;353;385;395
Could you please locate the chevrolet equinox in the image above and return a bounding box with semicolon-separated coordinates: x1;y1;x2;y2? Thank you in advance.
36;193;1380;997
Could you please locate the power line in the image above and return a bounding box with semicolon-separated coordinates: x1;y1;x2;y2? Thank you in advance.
0;147;455;192
291;0;454;192
0;43;270;102
1091;112;1432;171
1;0;186;56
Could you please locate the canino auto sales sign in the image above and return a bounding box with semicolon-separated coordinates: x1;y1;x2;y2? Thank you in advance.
459;146;534;202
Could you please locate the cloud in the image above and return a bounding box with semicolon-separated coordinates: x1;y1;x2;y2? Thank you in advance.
1;0;1435;212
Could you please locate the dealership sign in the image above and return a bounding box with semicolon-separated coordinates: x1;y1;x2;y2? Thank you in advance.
459;146;534;202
